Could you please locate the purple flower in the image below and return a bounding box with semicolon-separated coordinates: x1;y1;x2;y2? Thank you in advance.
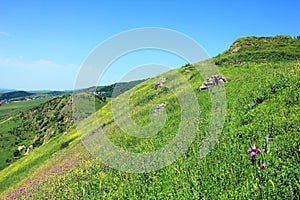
260;163;266;170
297;149;300;153
103;165;107;172
247;148;252;154
256;148;262;154
176;187;179;191
249;157;255;164
250;151;256;157
223;189;227;192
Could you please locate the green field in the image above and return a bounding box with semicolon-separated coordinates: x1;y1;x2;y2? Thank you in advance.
0;36;299;199
0;98;52;120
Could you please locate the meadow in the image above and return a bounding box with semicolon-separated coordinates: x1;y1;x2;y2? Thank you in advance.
0;36;299;199
0;98;52;120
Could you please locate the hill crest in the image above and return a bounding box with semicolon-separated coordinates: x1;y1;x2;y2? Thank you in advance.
215;35;300;65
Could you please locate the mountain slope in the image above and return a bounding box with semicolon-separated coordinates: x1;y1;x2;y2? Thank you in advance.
1;36;299;199
0;95;73;170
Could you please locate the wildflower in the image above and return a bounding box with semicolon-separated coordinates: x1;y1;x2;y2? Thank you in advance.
247;148;252;154
256;148;262;154
103;165;107;172
223;189;227;192
250;157;255;164
297;149;300;153
250;151;256;157
176;187;179;191
260;163;266;170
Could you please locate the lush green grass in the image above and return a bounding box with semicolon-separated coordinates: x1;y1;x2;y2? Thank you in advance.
1;36;299;199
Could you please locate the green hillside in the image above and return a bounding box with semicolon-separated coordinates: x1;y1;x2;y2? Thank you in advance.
0;96;72;170
0;94;106;171
0;91;33;101
82;79;145;98
0;36;299;199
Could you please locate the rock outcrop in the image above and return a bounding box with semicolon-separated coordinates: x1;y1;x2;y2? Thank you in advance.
17;145;25;151
154;78;167;90
199;74;228;91
154;102;167;113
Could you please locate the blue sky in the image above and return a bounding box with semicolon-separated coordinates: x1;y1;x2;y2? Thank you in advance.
0;0;299;90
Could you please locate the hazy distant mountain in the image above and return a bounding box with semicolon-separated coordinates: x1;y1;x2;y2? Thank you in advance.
0;88;16;93
0;91;33;101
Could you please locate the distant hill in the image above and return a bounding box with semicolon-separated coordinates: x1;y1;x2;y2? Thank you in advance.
0;91;33;101
0;79;145;102
30;90;67;95
83;79;145;97
0;88;15;93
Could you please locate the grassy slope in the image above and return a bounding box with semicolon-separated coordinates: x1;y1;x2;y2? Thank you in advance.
1;36;300;199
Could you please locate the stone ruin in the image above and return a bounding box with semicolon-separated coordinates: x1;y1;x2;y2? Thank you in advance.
154;102;167;113
154;78;167;90
199;74;228;91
